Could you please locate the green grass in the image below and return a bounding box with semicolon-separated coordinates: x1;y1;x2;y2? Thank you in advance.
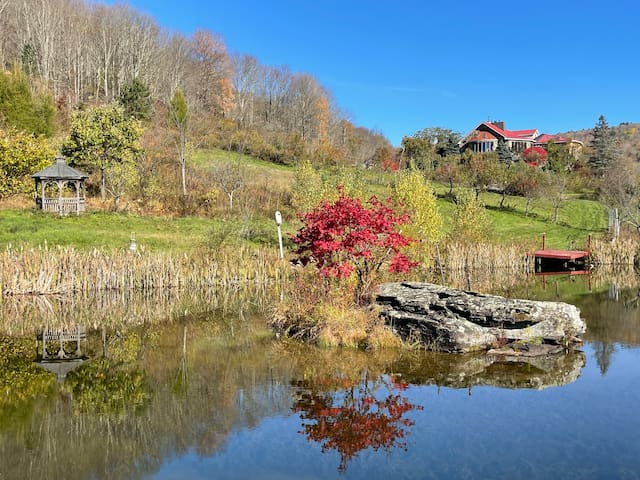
0;209;284;252
431;184;608;248
191;148;294;173
0;150;610;252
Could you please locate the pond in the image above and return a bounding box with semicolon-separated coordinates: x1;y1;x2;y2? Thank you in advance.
1;274;639;480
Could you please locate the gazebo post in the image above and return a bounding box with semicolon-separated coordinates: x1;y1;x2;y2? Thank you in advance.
75;180;80;215
58;180;63;215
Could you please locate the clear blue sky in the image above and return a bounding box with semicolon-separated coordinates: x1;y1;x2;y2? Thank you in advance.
108;0;639;145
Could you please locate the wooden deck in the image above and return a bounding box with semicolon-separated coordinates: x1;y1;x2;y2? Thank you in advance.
533;249;589;261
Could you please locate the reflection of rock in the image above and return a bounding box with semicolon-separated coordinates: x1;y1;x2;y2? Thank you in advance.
377;282;586;352
393;350;586;390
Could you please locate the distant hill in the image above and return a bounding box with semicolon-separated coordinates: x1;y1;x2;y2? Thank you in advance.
561;122;640;163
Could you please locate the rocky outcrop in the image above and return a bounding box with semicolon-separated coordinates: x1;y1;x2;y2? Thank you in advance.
376;282;586;353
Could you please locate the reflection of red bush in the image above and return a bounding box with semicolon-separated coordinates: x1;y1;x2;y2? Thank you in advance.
293;376;423;472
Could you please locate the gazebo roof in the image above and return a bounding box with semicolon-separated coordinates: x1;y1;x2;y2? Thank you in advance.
32;157;88;180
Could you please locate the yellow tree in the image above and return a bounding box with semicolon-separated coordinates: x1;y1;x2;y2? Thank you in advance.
451;191;490;244
394;169;443;265
0;128;54;197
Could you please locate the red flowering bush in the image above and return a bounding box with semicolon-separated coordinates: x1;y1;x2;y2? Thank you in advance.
291;188;417;303
381;157;400;172
522;146;548;166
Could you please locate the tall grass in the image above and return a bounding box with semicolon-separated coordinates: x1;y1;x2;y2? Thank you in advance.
590;237;640;269
0;245;282;295
440;242;532;273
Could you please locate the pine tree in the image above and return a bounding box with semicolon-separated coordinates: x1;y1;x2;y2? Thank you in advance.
0;67;56;136
588;115;617;176
118;78;152;121
496;138;515;163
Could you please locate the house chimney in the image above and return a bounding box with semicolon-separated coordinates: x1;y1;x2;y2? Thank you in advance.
493;121;505;130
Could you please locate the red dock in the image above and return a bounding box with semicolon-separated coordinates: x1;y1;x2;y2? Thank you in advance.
533;249;589;261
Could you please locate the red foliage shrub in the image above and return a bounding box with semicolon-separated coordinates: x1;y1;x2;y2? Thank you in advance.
291;187;417;303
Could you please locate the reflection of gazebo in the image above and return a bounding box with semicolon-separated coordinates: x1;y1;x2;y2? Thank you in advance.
32;156;88;215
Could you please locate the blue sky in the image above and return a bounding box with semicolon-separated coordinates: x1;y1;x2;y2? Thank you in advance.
108;0;639;145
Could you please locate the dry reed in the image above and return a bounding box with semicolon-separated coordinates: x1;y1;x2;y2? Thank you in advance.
0;245;282;296
440;242;532;274
589;238;640;270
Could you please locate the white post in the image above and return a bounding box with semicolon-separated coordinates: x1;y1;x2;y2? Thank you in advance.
275;211;284;260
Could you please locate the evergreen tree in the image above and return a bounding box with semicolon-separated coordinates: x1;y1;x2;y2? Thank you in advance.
118;78;153;121
588;115;617;176
496;138;515;163
0;67;56;136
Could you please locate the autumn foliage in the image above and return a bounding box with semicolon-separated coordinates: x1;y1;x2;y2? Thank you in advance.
293;374;422;472
522;146;548;166
291;188;417;303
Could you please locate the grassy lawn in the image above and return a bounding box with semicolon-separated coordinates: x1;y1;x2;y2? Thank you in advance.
0;151;610;253
0;209;284;252
431;184;608;248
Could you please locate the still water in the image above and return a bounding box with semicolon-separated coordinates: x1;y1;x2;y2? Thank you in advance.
1;275;639;480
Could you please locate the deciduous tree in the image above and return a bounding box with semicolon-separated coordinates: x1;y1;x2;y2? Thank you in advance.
0;128;54;197
62;103;142;201
451;191;490;244
394;169;443;264
210;160;246;210
291;188;417;304
168;89;189;196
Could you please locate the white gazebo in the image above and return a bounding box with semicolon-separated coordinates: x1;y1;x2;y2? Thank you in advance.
32;156;89;215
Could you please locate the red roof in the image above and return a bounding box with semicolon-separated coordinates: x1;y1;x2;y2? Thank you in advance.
483;122;538;141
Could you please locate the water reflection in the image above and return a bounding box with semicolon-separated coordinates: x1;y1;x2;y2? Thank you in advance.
293;373;422;472
0;286;269;334
0;272;639;479
391;350;585;391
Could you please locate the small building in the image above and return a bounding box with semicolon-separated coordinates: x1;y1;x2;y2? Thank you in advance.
32;156;88;215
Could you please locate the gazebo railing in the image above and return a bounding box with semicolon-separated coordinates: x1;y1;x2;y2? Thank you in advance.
38;197;86;214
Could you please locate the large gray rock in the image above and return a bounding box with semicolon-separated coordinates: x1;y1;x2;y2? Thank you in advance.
376;282;586;353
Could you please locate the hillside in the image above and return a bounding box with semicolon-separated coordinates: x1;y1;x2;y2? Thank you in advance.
562;122;640;163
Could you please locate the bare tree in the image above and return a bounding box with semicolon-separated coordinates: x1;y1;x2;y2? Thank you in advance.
211;160;246;210
285;74;325;141
231;54;259;127
185;28;233;115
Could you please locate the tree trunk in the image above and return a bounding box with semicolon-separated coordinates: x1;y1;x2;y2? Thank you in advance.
101;168;106;201
180;156;186;196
